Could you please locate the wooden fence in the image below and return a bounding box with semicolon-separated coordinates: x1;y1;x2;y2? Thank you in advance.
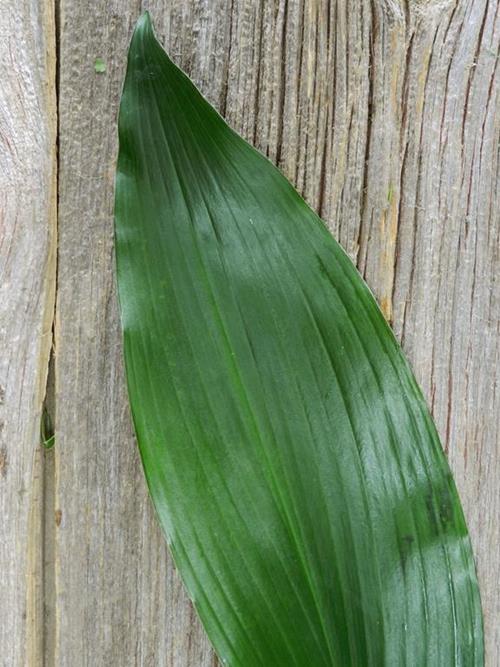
1;0;498;664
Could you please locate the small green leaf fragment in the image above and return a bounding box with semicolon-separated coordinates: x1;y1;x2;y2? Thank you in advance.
42;434;55;450
387;182;394;204
41;406;55;449
94;57;106;73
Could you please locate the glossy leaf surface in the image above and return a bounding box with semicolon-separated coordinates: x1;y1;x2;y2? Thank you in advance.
115;13;483;666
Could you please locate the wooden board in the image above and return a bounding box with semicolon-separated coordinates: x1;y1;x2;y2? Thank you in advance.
55;3;216;665
0;1;57;665
2;0;498;664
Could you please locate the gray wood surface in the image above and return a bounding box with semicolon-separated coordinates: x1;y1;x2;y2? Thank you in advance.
1;0;498;665
0;1;57;665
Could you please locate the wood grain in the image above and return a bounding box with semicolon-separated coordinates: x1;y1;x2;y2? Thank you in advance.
2;0;497;664
0;1;57;665
55;4;216;665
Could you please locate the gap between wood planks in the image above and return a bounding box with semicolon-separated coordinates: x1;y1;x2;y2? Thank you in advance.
26;0;60;664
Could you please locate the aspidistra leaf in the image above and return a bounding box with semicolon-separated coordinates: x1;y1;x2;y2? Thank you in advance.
115;13;483;666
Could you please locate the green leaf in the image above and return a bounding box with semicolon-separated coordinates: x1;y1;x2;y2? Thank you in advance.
94;57;106;73
115;13;483;666
41;405;55;450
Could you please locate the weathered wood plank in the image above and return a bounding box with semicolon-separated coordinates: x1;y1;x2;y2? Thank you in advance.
55;3;216;665
56;0;498;664
390;6;500;663
0;0;57;665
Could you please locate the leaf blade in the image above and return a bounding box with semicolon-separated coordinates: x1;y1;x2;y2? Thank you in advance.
115;13;483;666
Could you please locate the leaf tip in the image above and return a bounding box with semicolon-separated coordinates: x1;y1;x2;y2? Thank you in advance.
134;10;154;37
125;11;160;78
